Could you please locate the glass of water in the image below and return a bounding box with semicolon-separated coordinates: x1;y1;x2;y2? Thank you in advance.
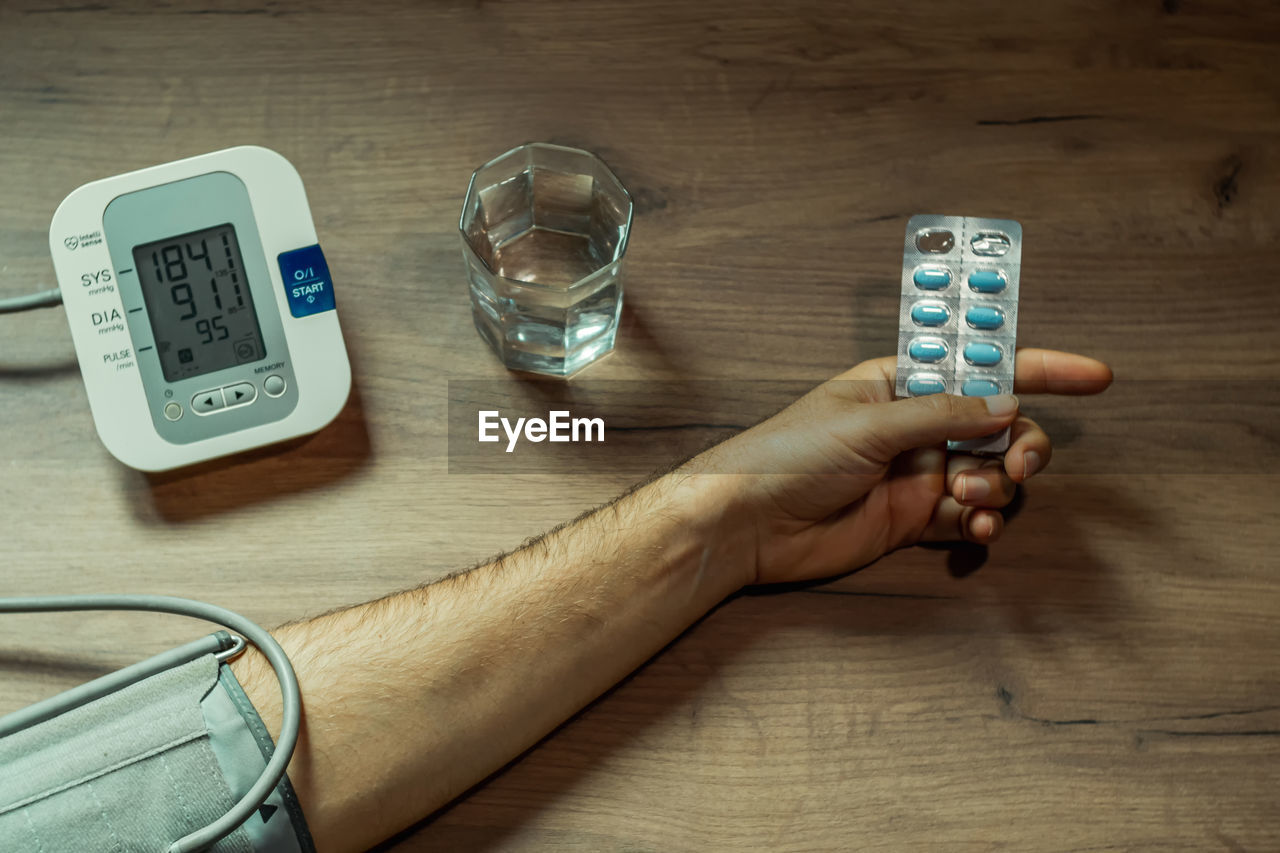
459;143;633;377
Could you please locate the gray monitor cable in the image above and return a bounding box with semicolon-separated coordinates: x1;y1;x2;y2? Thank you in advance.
0;287;62;314
0;595;300;853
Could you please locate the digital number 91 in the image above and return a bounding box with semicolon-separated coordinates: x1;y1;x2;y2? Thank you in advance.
152;238;228;343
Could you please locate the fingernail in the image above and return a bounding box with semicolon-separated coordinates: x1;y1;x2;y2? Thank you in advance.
961;475;990;502
979;515;995;539
1022;450;1042;480
984;394;1019;417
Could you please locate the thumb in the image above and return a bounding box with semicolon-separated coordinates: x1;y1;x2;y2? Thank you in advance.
854;393;1019;462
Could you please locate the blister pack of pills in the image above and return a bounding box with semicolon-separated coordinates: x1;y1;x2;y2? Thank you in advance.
894;214;1022;454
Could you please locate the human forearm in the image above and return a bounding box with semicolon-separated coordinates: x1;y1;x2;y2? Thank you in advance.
231;348;1113;851
232;469;750;852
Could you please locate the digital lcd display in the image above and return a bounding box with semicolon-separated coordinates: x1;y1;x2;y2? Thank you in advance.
133;224;266;383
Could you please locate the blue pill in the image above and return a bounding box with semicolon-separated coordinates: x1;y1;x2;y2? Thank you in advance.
908;338;948;363
912;267;952;290
965;305;1005;330
910;302;951;327
968;270;1007;293
963;341;1002;366
907;374;947;396
962;378;1002;397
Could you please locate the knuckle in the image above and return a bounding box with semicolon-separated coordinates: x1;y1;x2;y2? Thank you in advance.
919;392;958;420
943;392;977;420
848;406;899;461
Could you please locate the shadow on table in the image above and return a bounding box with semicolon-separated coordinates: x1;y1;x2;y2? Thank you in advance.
0;649;118;688
448;293;799;479
0;649;124;718
127;361;373;525
0;356;81;381
375;477;1150;852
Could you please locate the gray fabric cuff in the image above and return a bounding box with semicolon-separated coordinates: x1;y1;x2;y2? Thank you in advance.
0;646;314;852
210;664;316;852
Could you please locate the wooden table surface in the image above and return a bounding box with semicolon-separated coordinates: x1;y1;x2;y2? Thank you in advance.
2;1;1279;850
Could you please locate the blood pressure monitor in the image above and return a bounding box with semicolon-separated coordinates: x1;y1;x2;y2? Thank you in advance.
49;146;351;471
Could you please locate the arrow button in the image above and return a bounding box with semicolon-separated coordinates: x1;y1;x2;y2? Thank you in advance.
220;382;258;410
190;388;225;415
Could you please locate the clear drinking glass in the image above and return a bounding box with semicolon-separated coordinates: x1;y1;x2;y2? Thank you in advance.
459;143;633;376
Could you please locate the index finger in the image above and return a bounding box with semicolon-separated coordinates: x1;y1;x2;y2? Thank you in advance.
841;348;1113;397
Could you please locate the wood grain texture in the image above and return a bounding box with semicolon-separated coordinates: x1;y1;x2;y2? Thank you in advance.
1;0;1278;850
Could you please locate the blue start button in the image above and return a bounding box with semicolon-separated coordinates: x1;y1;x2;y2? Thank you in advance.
277;244;335;318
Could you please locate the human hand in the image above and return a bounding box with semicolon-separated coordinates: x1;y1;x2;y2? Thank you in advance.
691;349;1113;586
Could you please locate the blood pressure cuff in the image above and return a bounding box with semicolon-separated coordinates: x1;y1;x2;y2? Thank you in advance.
0;649;314;852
